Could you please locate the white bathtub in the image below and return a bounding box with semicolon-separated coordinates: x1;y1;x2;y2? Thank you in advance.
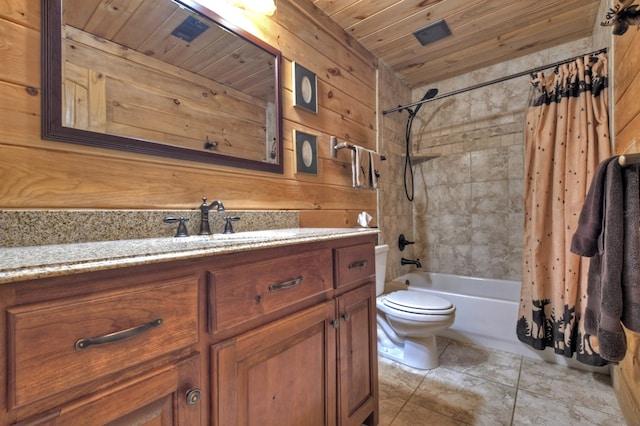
391;272;609;372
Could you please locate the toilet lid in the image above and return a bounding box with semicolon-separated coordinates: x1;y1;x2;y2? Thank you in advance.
383;290;453;314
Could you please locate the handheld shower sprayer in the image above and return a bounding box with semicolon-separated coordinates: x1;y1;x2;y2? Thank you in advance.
410;88;439;116
403;87;438;202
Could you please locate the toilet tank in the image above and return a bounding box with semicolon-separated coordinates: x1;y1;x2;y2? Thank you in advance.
375;245;389;296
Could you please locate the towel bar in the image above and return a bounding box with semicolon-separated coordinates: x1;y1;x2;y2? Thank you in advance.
330;136;386;160
618;153;640;167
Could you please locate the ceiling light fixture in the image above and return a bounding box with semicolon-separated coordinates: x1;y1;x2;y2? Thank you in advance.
228;0;276;16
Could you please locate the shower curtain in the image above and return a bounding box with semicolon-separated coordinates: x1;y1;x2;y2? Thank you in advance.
516;53;611;366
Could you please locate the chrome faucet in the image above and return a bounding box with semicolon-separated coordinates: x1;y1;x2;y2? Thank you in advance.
401;258;422;268
198;197;225;235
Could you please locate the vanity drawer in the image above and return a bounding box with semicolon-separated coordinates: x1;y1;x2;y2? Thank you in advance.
7;275;199;409
334;242;375;288
210;249;333;333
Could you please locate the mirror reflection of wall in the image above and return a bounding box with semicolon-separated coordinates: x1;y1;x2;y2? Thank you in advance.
45;0;281;171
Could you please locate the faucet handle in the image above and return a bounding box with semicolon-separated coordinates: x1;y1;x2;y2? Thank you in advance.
398;234;415;251
164;216;189;237
223;216;240;234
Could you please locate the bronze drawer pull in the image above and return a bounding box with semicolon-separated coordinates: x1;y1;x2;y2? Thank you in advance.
75;318;163;350
268;276;304;292
348;260;368;269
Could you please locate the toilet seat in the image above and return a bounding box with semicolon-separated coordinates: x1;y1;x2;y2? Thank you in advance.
382;290;455;315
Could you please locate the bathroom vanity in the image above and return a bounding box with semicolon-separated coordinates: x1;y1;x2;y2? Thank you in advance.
0;229;378;425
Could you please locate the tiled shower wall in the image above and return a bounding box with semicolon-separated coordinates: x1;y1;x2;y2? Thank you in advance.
377;62;413;281
409;36;601;282
413;132;524;281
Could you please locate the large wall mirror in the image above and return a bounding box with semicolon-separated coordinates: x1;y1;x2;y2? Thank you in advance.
42;0;283;173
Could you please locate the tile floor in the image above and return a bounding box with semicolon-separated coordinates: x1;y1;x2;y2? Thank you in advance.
378;337;626;426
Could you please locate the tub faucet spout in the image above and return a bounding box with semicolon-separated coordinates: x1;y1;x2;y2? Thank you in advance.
401;258;422;268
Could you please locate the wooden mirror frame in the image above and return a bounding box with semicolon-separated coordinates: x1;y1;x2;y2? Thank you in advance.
42;0;283;173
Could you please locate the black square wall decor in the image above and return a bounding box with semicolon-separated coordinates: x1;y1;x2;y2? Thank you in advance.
292;62;318;114
294;130;318;175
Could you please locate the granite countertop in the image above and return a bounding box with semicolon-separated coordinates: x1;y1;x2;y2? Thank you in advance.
0;228;379;285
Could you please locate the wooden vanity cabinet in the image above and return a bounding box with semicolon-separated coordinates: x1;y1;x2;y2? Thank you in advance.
209;236;378;426
336;284;378;426
0;233;378;425
1;263;207;426
334;242;378;426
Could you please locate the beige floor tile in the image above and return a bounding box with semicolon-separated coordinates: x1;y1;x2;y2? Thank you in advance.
378;357;428;397
518;358;620;418
379;397;408;426
512;389;626;426
439;340;522;387
436;336;452;355
389;401;468;426
409;367;516;425
378;340;624;426
378;357;429;424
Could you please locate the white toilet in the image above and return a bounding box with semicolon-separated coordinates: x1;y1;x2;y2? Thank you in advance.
375;244;455;369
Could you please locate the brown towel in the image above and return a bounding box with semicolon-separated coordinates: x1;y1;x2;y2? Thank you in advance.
586;160;626;362
578;159;640;362
622;164;640;333
571;156;618;256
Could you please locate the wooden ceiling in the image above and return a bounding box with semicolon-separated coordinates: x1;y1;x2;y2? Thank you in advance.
313;0;604;88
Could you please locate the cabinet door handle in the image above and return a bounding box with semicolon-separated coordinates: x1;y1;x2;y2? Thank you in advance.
75;318;163;350
348;260;368;269
269;275;304;292
342;312;351;322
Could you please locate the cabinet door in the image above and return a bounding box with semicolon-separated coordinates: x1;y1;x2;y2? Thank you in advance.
13;367;177;425
13;354;202;426
212;301;337;426
336;283;378;426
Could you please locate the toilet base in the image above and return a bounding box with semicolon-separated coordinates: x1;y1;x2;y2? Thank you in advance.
378;335;440;370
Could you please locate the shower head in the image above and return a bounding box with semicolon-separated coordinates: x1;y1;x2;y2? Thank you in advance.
424;88;439;99
412;88;438;115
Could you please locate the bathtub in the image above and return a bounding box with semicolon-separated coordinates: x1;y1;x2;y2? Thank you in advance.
391;272;609;372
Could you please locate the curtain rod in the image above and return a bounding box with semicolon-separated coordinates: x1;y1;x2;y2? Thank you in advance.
382;47;608;115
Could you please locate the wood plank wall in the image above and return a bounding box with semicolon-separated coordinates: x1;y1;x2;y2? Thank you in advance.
612;22;640;424
0;0;379;228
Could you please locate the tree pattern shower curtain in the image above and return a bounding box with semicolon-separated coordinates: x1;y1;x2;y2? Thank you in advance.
517;53;611;366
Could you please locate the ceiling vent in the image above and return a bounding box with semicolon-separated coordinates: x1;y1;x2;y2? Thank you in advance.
413;19;451;46
171;16;209;42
